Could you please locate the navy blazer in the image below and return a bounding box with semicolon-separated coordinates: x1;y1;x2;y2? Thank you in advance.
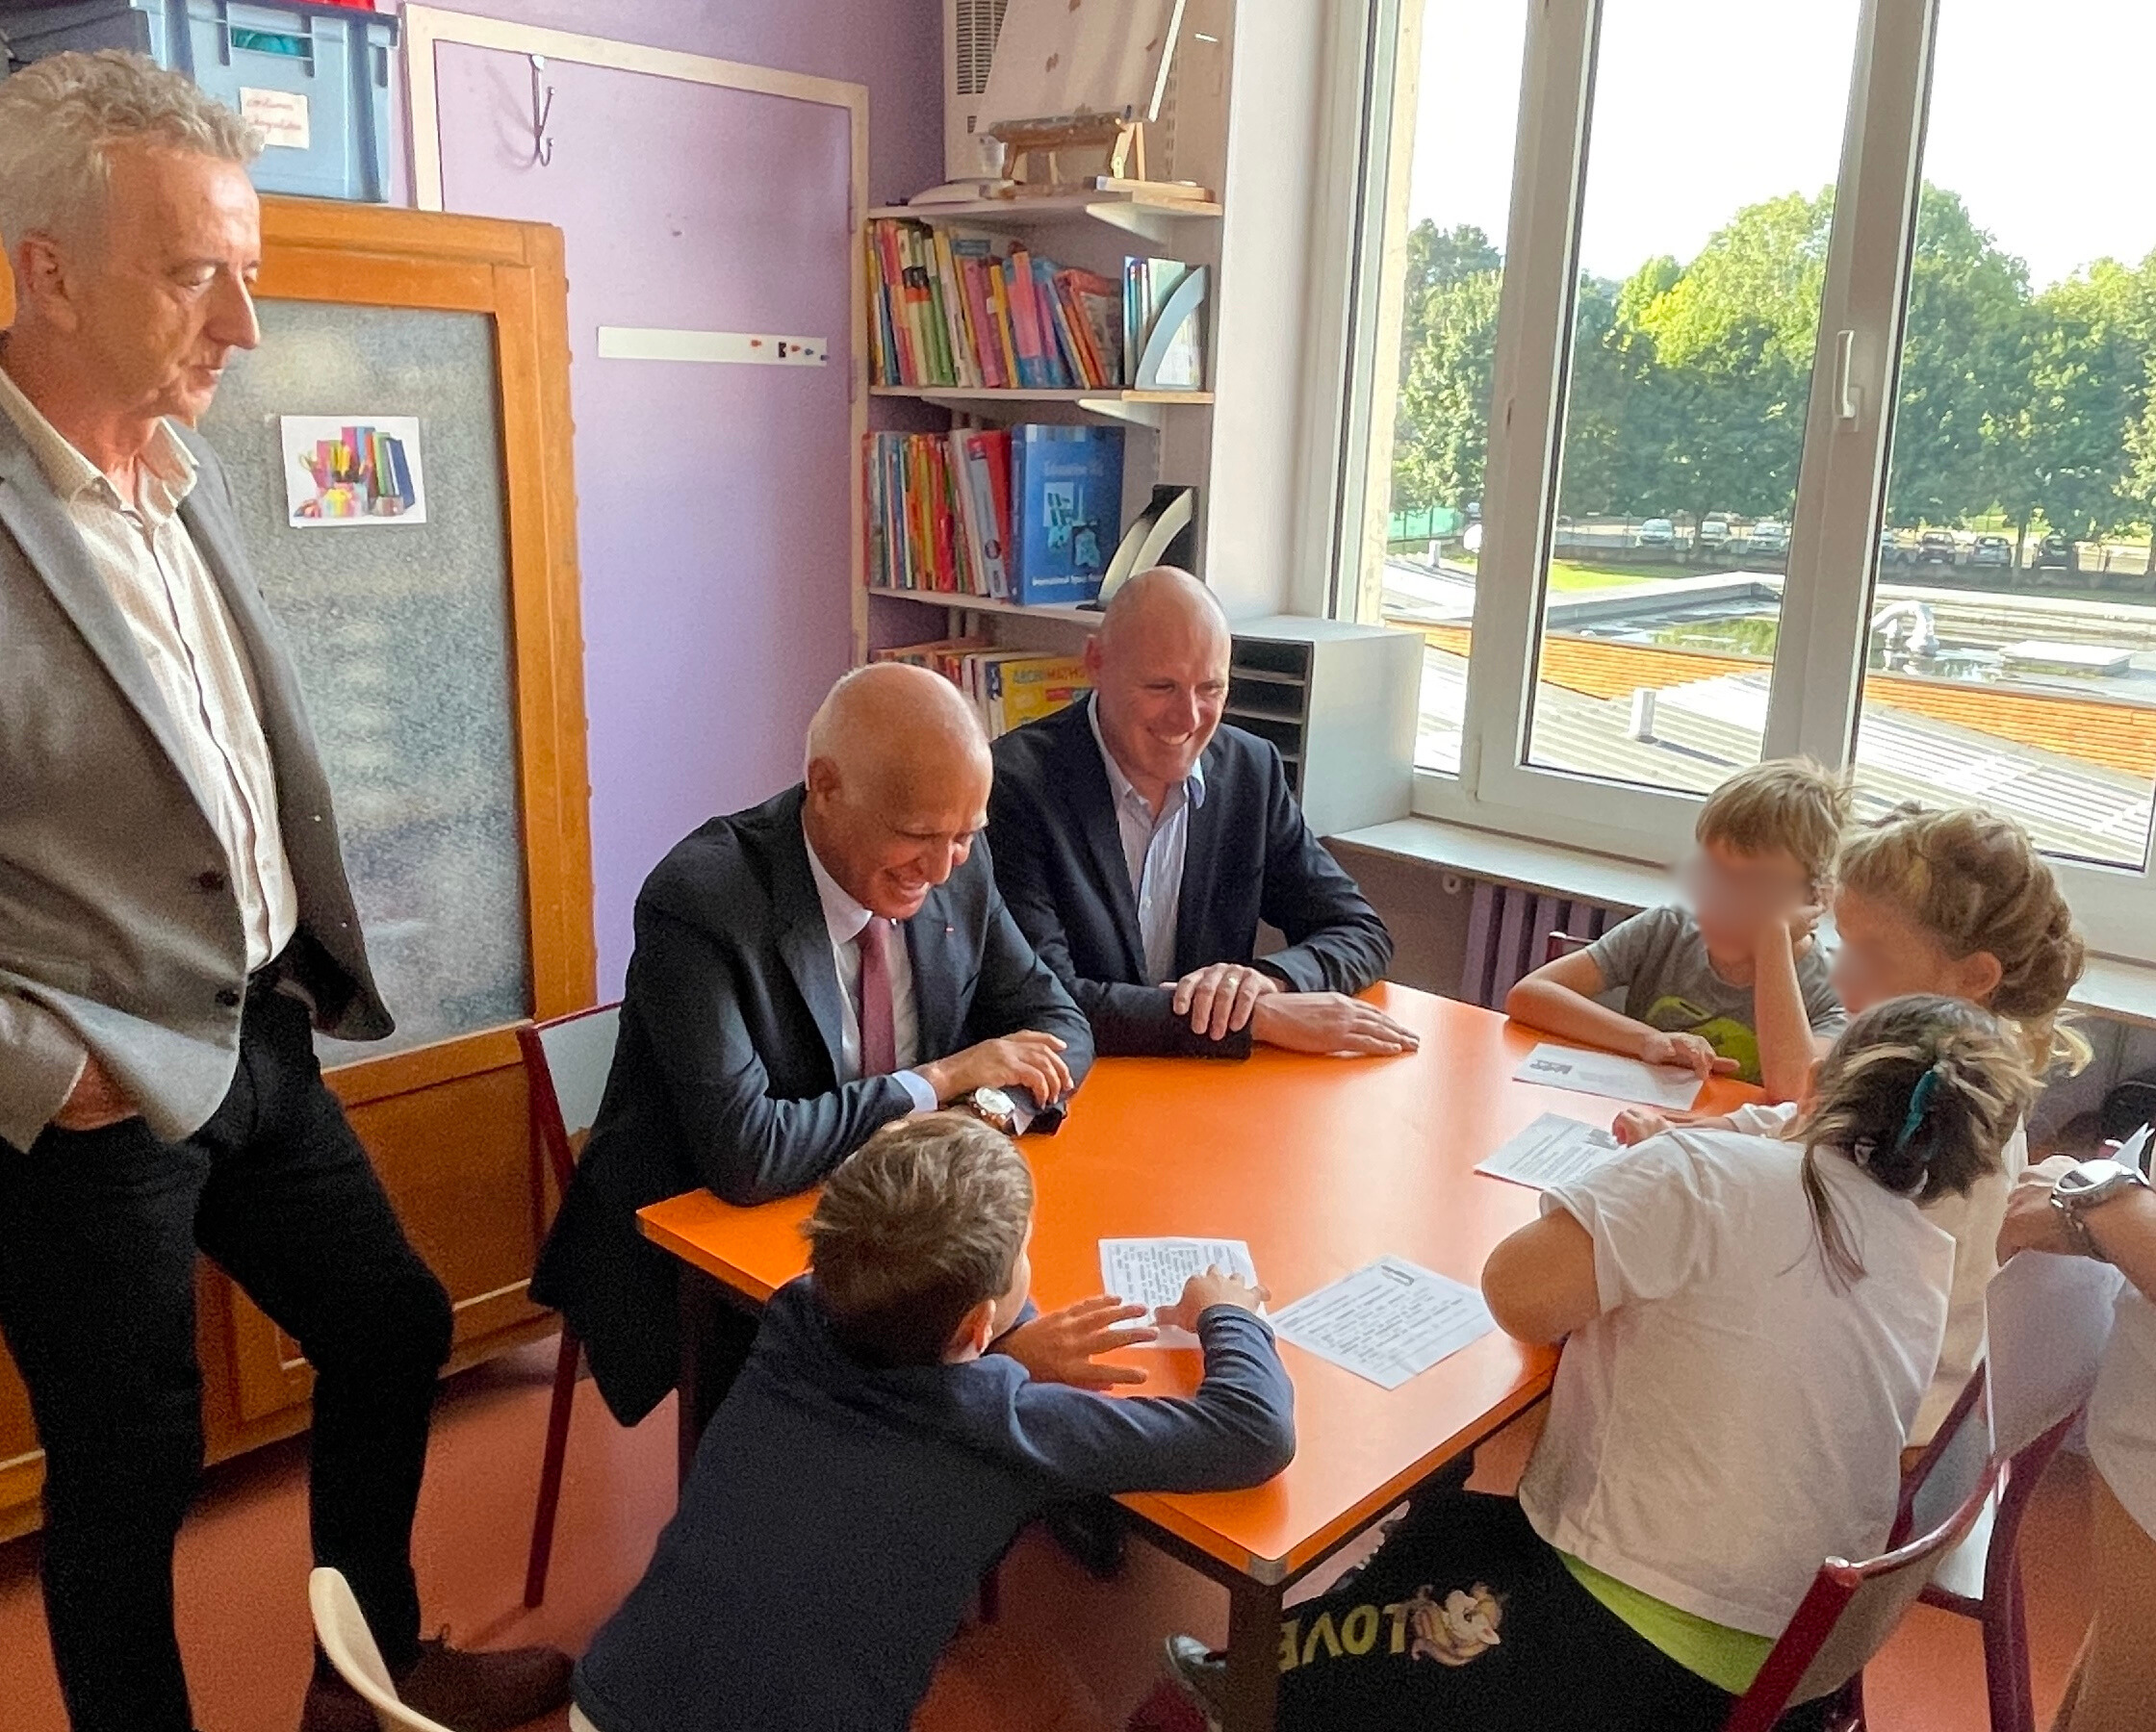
531;786;1092;1425
986;700;1392;1058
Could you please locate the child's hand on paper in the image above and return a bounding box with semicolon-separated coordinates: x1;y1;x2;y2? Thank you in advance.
1638;1030;1739;1080
1000;1295;1159;1388
1158;1267;1270;1334
1612;1108;1670;1146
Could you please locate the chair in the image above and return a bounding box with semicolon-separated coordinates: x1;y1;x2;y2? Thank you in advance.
1544;929;1594;966
1722;1450;2008;1732
308;1567;457;1732
519;1002;623;1609
1900;1248;2122;1732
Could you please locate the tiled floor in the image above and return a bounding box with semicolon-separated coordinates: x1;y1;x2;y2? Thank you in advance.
0;1338;2097;1732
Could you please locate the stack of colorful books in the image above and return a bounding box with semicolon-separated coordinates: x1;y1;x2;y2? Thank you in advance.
875;638;1093;739
866;217;1124;390
864;423;1124;606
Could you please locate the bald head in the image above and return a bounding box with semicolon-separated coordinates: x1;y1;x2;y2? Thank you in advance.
803;663;993;919
1084;567;1232;809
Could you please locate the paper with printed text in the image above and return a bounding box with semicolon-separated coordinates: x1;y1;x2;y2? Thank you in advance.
1513;1042;1704;1110
1270;1257;1497;1390
1099;1237;1260;1348
1476;1111;1628;1191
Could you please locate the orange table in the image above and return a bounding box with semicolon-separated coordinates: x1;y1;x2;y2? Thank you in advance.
640;984;1757;1731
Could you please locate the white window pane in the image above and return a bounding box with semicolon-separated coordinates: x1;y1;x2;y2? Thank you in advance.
1521;0;1862;795
1855;0;2156;869
1368;0;1534;776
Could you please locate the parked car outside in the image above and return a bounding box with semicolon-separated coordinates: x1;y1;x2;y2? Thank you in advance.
2034;532;2075;575
1971;534;2012;569
1699;515;1732;549
1748;519;1789;555
1918;530;1958;566
1636;518;1676;548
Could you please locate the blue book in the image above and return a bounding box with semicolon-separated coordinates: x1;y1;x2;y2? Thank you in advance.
1010;424;1124;605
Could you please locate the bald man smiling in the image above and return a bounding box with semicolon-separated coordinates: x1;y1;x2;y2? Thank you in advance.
533;665;1098;1427
988;569;1410;1059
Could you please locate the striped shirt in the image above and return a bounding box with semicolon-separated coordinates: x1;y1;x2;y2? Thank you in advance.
0;360;296;970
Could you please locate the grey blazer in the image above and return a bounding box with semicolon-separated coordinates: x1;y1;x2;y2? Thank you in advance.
0;404;388;1152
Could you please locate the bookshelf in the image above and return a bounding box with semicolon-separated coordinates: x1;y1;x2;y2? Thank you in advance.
857;188;1221;667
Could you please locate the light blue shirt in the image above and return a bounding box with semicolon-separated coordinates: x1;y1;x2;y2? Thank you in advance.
1089;695;1207;986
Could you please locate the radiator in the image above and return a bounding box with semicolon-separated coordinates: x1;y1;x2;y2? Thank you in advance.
1458;882;1618;1011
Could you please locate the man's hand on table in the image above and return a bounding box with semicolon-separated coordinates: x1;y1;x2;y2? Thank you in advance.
916;1032;1074;1109
1168;961;1282;1039
999;1295;1158;1388
1247;992;1419;1057
51;1054;137;1133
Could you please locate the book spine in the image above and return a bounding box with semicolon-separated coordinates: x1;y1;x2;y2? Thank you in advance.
987;265;1022;391
1007;248;1046;389
963;260;1005;389
1047;271;1098;389
902;227;937;386
879;222;916;384
930;230;973;389
1032;259;1075;388
986;428;1014;599
960;434;1010;600
865;224;890;384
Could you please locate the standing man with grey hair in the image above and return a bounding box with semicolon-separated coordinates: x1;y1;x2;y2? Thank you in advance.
0;53;569;1732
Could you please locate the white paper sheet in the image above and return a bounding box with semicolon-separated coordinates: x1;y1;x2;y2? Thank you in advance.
1476;1111;1627;1191
1270;1257;1497;1390
1513;1042;1704;1110
1099;1237;1260;1347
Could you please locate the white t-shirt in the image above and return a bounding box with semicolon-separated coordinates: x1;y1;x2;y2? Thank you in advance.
2088;1285;2156;1541
1728;1101;2026;1441
1518;1128;1956;1637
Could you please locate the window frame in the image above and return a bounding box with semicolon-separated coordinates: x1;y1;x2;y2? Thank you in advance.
1316;0;2156;963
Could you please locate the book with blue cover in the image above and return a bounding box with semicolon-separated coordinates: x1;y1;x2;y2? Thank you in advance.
1010;425;1125;605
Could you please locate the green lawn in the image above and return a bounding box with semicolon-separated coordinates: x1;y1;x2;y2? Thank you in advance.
1547;559;1662;591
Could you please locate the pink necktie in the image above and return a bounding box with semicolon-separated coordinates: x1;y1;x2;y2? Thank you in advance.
855;918;898;1078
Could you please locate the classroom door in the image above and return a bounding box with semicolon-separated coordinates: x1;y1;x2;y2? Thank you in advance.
431;42;859;995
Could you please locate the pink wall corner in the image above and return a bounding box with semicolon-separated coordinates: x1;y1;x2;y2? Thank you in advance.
378;1;944;995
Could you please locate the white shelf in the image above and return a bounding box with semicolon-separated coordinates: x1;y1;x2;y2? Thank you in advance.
864;587;1102;629
869;191;1221;246
870;384;1211;428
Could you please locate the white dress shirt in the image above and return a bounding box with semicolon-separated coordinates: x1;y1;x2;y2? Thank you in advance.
0;361;296;974
1089;695;1206;986
803;826;937;1113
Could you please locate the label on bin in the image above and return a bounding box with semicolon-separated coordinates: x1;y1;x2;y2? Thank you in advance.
241;89;312;151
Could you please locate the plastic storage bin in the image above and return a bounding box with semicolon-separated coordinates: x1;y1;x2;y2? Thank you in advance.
3;1;398;202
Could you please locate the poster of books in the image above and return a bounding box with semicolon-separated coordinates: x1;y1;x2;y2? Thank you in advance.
279;415;427;527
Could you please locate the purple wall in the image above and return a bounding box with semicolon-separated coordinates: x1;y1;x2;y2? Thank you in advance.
379;2;943;995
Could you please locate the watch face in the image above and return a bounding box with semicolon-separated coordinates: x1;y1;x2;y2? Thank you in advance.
974;1086;1015;1118
2060;1159;2137;1200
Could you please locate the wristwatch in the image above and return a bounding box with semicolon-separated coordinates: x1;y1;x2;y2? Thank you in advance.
2050;1158;2152;1261
949;1086;1017;1135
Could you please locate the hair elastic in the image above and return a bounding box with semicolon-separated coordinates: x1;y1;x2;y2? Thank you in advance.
1895;1064;1943;1155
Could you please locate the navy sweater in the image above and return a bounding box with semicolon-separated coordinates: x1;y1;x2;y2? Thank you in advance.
575;1277;1296;1732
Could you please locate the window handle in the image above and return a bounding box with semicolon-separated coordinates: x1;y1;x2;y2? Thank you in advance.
1835;329;1862;426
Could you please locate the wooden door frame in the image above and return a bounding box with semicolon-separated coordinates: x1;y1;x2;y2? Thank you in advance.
398;5;874;656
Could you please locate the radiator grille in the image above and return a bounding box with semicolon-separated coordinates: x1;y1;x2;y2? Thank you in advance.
1458;883;1615;1011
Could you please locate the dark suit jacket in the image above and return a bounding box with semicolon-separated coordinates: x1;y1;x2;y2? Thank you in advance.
531;786;1093;1424
986;701;1392;1058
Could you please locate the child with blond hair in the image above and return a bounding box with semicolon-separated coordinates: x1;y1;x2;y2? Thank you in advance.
1618;802;2086;1440
1507;759;1851;1102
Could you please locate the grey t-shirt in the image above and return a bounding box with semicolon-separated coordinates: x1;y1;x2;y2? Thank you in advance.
1583;903;1844;1085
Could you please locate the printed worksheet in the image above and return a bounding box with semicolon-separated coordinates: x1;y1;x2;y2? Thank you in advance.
1270;1257;1497;1390
1513;1042;1704;1110
1476;1111;1628;1191
1099;1237;1260;1347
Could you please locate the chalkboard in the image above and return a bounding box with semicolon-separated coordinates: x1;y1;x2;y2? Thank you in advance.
199;299;529;1059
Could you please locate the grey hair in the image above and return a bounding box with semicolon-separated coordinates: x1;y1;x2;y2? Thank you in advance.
0;51;260;252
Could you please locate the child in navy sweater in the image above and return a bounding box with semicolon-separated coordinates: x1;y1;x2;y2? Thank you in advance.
572;1111;1296;1732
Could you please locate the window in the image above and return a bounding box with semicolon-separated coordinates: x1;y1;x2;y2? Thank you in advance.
1336;0;2156;959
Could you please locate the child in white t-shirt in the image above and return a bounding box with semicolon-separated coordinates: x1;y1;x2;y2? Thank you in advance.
1615;802;2087;1441
1164;995;2034;1732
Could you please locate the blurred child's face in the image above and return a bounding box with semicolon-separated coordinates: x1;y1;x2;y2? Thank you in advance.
1831;886;1999;1013
1684;838;1816;949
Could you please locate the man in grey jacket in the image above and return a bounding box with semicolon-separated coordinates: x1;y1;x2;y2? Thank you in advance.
0;54;567;1732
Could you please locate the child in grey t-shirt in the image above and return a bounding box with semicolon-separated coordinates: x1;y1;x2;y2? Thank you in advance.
1505;760;1850;1100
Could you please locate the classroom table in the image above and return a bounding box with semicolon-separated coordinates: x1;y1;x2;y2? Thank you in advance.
638;983;1758;1732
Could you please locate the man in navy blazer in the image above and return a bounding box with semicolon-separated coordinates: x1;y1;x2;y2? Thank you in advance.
988;568;1414;1060
534;664;1108;1426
